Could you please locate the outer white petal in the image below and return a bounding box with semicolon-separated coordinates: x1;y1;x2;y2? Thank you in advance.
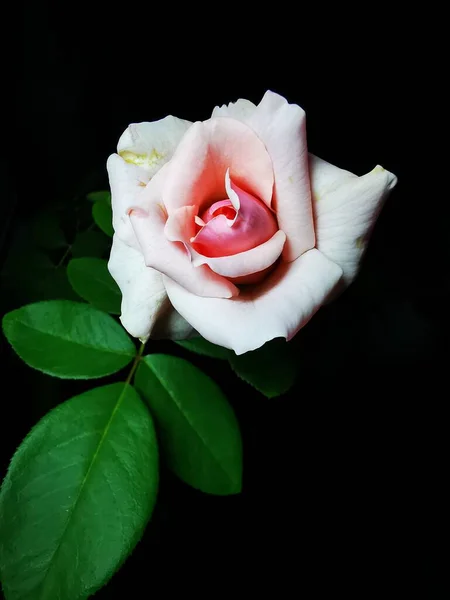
106;153;150;248
108;235;191;341
212;98;257;120
310;155;398;285
117;115;192;178
163;248;343;355
308;153;356;193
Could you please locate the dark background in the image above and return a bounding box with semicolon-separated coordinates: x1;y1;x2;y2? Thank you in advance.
2;3;445;597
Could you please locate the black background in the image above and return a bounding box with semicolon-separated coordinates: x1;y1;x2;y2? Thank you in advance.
2;3;446;597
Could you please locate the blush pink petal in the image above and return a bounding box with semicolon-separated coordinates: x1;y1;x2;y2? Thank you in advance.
201;199;236;223
189;230;286;278
191;178;278;257
246;91;315;261
228;267;275;285
162;117;274;214
310;155;397;285
164;205;197;243
163;248;343;355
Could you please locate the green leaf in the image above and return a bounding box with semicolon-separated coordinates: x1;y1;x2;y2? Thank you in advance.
67;258;121;314
87;190;111;205
229;338;298;398
32;212;67;250
176;336;231;360
0;383;158;600
2;300;135;378
71;230;110;258
92;202;114;237
135;354;242;495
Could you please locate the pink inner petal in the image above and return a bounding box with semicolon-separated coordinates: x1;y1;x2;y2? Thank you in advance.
228;264;277;285
202;199;236;223
164;205;197;244
189;230;286;284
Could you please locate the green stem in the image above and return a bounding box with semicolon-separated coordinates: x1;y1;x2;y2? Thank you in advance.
125;341;146;385
54;244;72;269
55;223;98;269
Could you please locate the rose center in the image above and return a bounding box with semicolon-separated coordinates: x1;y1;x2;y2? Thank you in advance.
190;176;278;258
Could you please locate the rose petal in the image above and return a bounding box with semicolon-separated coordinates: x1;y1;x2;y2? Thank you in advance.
246;91;315;261
200;199;236;225
164;205;197;243
189;230;286;278
308;152;356;193
108;235;168;340
225;167;240;223
310;155;397;285
164;248;343;355
106;153;151;248
212;98;257;120
162;117;274;214
117;115;192;178
128;175;238;298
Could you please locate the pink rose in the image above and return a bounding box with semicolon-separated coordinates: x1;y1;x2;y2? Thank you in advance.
107;91;397;355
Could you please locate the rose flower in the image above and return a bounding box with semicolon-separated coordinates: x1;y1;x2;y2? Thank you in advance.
107;91;397;354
